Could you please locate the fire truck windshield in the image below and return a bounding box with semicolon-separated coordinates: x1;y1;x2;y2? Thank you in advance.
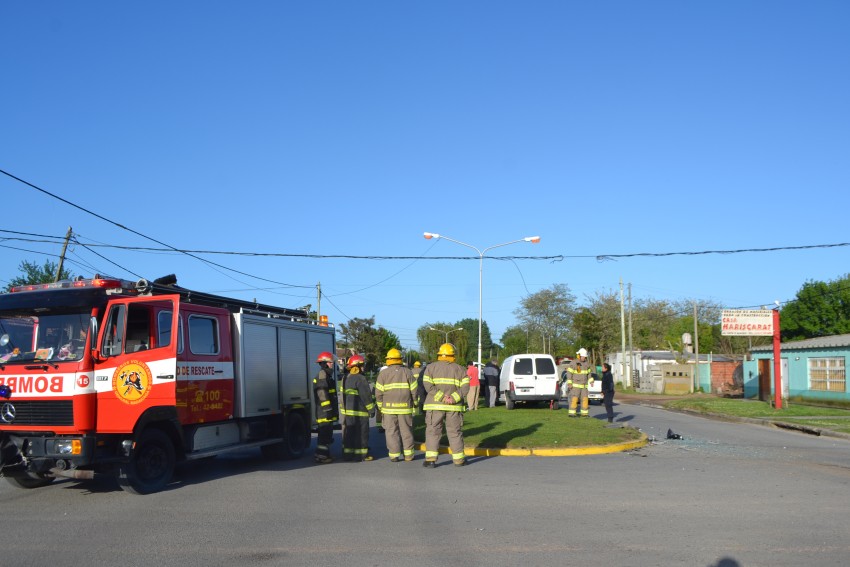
0;311;90;364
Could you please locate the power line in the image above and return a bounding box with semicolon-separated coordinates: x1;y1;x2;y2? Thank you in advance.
4;228;848;262
73;239;143;279
0;169;313;289
595;242;850;261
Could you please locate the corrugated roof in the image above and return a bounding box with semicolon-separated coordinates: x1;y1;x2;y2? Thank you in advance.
750;333;850;352
614;350;738;362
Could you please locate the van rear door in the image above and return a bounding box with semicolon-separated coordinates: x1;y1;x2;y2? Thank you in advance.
534;356;558;397
510;356;536;397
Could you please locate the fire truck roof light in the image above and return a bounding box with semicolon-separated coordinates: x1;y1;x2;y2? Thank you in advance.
91;279;123;289
10;278;130;293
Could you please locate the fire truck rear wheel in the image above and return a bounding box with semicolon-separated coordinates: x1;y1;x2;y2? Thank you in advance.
283;411;309;458
261;412;309;460
5;472;54;489
117;429;175;495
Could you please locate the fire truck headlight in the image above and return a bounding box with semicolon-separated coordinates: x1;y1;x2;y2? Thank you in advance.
54;440;82;455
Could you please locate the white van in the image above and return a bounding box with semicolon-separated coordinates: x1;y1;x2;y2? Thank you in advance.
500;353;560;410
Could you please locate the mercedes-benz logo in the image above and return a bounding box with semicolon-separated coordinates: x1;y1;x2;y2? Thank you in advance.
0;403;15;424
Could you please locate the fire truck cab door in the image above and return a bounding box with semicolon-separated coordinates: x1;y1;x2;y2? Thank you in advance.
94;294;180;433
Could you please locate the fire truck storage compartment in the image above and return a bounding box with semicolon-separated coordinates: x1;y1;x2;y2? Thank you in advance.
192;423;240;451
233;313;333;419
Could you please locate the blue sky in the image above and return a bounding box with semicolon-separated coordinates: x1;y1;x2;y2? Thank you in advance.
2;1;849;352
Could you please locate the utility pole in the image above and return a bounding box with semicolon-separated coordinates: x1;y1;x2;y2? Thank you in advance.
694;301;700;393
628;282;635;386
55;226;72;282
317;282;321;322
620;278;627;387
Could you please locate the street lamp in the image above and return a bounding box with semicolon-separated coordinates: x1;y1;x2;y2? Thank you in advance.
429;326;464;344
423;232;540;367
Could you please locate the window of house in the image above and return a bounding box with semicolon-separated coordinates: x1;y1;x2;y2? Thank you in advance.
188;315;219;355
808;357;846;392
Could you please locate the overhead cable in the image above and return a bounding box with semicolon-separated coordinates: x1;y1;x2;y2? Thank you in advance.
0;169;313;288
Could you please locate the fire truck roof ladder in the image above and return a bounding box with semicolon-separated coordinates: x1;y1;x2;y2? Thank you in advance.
140;279;311;321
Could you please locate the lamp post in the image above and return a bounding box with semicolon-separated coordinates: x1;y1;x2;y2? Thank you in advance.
423;232;540;367
429;326;464;344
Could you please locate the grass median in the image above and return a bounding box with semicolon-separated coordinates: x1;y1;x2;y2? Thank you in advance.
663;397;850;419
407;406;643;449
662;397;850;436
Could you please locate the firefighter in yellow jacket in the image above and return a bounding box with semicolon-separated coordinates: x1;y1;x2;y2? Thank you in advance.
422;343;470;468
341;354;375;462
375;348;418;462
566;347;594;417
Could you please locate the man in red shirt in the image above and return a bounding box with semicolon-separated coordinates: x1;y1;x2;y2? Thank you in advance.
466;361;480;410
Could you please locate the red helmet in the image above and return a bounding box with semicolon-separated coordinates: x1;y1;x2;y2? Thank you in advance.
347;354;365;368
316;351;334;363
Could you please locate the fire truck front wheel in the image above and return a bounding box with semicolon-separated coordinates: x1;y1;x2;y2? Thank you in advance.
5;472;54;489
117;429;175;495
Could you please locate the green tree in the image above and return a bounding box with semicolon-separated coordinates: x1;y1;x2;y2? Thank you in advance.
6;259;73;291
631;298;677;350
337;316;386;371
780;275;850;340
500;325;529;358
455;317;494;364
416;322;470;362
581;290;624;361
662;300;722;355
513;284;577;356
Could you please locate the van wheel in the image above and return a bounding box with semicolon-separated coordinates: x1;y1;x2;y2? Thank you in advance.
118;429;175;495
5;472;54;489
505;394;515;410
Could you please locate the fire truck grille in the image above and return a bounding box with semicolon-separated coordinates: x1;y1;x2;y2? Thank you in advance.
4;401;74;426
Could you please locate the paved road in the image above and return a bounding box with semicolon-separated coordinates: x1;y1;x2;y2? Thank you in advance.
2;400;849;567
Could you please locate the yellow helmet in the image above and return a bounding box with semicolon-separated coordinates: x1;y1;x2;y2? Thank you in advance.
413;361;421;368
437;343;456;360
386;348;403;365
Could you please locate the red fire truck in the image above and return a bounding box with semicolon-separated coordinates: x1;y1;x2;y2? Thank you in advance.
0;275;336;494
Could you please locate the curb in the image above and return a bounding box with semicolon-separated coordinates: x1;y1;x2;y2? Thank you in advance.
415;432;648;457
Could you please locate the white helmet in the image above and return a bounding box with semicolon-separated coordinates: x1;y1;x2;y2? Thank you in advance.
576;348;588;358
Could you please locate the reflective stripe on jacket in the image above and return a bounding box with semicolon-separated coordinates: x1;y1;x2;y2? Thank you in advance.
423;360;469;412
341;370;375;417
313;367;339;423
375;365;417;415
565;366;593;387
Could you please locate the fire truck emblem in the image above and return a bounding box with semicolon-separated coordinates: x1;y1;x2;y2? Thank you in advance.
112;360;153;405
0;403;15;424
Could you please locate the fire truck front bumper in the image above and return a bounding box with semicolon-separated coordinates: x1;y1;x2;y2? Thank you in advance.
0;433;98;478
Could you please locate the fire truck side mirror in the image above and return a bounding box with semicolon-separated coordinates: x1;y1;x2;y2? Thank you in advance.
91;348;108;363
89;316;105;362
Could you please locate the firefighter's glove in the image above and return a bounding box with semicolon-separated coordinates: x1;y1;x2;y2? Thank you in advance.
369;410;376;418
